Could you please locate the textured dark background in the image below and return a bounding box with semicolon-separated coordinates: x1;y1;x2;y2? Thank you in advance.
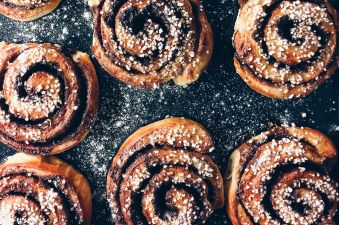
0;0;338;224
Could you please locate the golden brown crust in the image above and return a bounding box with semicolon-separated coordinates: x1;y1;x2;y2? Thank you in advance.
234;56;337;99
0;0;61;21
0;42;99;155
233;0;339;99
118;117;214;156
106;117;224;225
91;0;213;88
225;126;339;225
0;153;92;225
225;149;242;225
238;0;249;6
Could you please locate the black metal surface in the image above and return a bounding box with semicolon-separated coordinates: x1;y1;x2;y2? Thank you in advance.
0;0;338;224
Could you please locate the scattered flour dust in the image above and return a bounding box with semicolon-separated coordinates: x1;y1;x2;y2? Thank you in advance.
0;0;93;51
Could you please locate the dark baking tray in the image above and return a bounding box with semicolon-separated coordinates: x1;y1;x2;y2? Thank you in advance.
0;0;338;224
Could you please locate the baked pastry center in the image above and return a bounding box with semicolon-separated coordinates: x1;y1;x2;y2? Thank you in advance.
0;42;99;155
225;126;339;225
106;117;224;225
233;0;339;99
90;0;213;87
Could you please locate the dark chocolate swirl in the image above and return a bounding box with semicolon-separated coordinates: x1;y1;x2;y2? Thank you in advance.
225;126;339;225
106;118;224;225
91;0;213;87
0;43;99;155
233;0;339;99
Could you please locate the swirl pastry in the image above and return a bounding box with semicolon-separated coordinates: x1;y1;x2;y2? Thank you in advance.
233;0;339;99
0;153;92;225
90;0;213;88
0;0;61;21
225;126;339;225
0;42;99;155
107;117;224;225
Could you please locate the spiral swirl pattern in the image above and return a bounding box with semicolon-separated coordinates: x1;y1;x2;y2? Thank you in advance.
0;0;61;21
225;126;339;225
233;0;339;99
91;0;213;87
107;118;224;225
0;154;91;225
0;43;99;155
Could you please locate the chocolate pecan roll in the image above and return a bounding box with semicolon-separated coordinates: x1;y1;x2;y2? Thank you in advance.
0;0;61;21
90;0;213;88
0;153;92;225
107;117;224;224
233;0;339;99
0;42;99;155
225;126;339;225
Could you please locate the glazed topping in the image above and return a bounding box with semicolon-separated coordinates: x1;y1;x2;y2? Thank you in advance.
238;131;339;225
235;0;337;89
0;170;84;225
97;0;200;74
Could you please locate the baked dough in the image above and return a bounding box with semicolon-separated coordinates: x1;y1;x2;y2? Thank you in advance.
225;126;338;224
90;0;213;87
0;42;99;155
233;0;339;99
0;0;61;21
0;153;92;225
106;117;224;225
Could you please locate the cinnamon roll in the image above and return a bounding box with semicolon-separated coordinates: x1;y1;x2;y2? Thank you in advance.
0;42;99;155
233;0;339;99
225;126;339;225
90;0;213;88
0;0;61;21
0;153;92;225
106;117;224;224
